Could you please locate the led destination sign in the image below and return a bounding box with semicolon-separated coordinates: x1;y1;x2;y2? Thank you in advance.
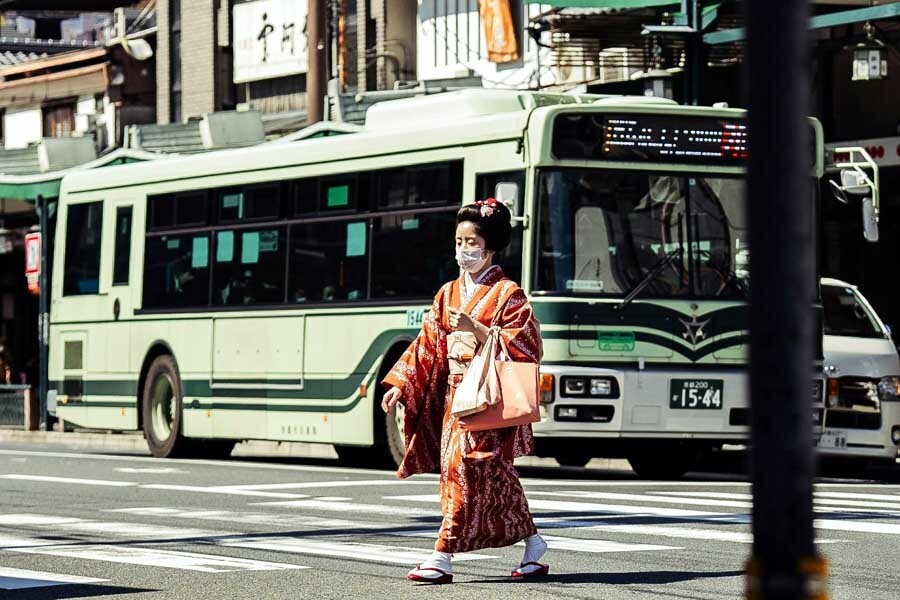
552;113;749;166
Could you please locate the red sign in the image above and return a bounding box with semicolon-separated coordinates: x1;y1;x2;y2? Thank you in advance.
25;232;40;295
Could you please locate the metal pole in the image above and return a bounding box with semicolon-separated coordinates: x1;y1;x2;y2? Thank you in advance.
684;0;703;105
745;1;825;599
308;0;326;123
37;194;49;431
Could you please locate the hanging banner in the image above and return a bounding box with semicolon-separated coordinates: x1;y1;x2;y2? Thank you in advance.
478;0;520;63
25;232;41;296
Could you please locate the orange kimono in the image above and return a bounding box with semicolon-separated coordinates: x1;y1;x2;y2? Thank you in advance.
383;266;542;554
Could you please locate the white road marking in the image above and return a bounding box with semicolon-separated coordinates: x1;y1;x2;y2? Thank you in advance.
221;480;435;491
107;507;388;530
11;544;306;573
213;536;493;565
814;491;900;502
0;449;441;478
651;491;900;512
0;513;222;540
0;567;106;590
140;484;310;499
385;494;741;520
115;467;189;474
0;474;137;487
389;529;680;553
584;524;847;545
521;480;752;487
254;498;439;517
813;519;900;536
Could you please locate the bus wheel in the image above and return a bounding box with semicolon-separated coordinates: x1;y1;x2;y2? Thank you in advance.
141;355;189;458
626;443;700;480
555;452;592;468
385;401;406;468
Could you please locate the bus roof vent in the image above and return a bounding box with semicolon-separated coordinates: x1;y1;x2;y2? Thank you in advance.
365;89;529;130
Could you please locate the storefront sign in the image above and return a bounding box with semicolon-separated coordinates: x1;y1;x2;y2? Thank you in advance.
233;0;309;84
827;136;900;169
25;232;40;296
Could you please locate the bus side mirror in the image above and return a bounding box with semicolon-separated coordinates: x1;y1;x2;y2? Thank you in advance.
841;169;871;195
862;197;879;243
495;182;527;227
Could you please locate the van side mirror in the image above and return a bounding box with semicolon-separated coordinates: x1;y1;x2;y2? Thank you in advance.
862;197;879;243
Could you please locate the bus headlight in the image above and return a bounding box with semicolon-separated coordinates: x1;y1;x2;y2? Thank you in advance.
590;378;613;396
877;376;900;401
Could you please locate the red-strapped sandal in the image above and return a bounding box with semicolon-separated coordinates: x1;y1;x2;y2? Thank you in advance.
511;561;550;578
407;565;454;584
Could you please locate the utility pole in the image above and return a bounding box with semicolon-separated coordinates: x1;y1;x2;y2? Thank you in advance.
745;1;826;599
307;0;327;123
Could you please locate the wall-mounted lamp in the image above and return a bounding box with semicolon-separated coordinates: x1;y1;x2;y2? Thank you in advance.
852;22;887;81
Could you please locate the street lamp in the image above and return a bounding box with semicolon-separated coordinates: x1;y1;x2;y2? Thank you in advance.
852;22;887;81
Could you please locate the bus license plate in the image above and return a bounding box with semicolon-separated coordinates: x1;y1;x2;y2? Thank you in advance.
669;379;724;410
817;429;848;449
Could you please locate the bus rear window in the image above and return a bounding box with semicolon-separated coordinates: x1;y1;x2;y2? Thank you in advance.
63;202;103;296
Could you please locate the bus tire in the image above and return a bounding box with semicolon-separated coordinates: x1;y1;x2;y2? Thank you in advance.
555;452;592;468
626;442;700;480
385;401;406;468
141;355;190;458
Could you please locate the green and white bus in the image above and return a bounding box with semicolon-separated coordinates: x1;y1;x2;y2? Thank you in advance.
49;89;825;477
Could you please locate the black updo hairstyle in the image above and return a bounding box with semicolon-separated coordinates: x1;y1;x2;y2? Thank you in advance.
456;199;512;252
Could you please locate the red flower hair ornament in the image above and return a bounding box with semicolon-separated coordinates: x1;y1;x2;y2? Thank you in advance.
474;197;498;218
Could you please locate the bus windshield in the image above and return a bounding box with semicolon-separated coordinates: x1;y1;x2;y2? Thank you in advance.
535;169;749;299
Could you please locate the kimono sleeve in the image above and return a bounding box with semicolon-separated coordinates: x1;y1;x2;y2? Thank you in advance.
497;288;543;363
381;285;448;400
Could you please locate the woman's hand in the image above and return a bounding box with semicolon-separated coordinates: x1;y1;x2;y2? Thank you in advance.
381;386;402;413
448;307;488;343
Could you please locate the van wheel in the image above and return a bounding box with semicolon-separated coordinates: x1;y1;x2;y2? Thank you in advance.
555;452;592;468
627;442;700;480
142;355;190;458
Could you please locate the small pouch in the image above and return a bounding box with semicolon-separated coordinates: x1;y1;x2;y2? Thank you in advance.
447;331;477;376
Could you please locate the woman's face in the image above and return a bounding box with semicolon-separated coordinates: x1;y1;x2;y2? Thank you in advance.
455;221;488;254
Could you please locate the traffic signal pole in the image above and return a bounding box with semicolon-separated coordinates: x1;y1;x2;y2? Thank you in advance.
745;1;826;599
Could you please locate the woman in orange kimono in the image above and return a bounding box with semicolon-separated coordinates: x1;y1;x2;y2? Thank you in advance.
381;198;548;584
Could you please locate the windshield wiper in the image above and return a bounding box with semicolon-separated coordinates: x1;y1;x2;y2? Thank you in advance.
614;248;684;311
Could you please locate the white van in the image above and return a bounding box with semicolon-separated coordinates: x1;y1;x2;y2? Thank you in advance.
819;278;900;463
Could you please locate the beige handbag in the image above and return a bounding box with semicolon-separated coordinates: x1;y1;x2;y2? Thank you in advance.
450;330;498;418
455;327;540;431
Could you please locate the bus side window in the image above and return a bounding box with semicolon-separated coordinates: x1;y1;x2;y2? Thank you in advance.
63;201;104;296
113;206;133;285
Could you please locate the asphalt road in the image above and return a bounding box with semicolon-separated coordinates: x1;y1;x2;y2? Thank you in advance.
0;443;898;600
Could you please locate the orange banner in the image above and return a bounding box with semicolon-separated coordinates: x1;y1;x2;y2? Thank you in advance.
479;0;519;63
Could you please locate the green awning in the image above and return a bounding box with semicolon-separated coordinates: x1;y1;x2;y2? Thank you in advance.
0;179;61;201
524;0;678;7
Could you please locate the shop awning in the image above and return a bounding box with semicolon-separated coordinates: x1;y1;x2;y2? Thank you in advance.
0;148;166;202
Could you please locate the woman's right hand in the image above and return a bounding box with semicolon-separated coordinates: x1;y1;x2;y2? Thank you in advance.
381;387;402;413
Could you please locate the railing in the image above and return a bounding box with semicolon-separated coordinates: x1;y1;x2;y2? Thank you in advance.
0;384;34;429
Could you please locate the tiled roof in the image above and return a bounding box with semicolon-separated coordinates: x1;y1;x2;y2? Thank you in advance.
0;49;45;67
132;122;207;154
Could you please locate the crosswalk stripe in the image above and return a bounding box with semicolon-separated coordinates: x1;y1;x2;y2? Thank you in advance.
253;498;439;517
212;537;494;565
140;484;310;499
0;513;223;540
388;528;680;553
583;524;847;545
1;474;137;487
652;491;900;511
10;544;306;572
384;494;744;520
0;567;107;590
107;507;386;530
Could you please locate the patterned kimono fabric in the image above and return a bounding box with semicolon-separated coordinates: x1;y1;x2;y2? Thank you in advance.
383;266;543;554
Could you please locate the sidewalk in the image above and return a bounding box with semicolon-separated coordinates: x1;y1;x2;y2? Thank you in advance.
0;428;631;470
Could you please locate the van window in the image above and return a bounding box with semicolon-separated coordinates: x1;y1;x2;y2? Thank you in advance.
822;285;884;339
63;202;104;295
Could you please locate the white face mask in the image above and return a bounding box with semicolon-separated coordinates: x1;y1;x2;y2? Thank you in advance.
455;247;487;273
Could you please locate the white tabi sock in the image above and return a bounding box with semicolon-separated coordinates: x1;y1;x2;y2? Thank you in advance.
521;534;548;567
416;550;452;574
